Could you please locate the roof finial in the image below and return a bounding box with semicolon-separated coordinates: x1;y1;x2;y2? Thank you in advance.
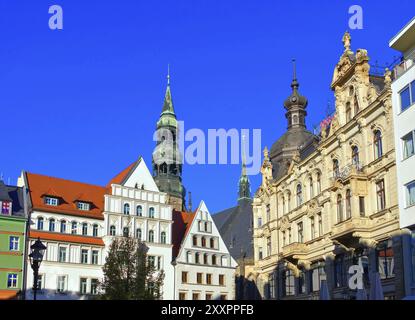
291;59;299;90
292;59;297;80
241;134;247;176
167;64;170;86
342;31;351;52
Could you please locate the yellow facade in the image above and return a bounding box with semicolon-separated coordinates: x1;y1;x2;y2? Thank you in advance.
252;33;403;300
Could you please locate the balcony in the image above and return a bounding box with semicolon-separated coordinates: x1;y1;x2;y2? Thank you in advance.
393;52;415;79
281;242;307;259
331;162;365;188
331;217;371;240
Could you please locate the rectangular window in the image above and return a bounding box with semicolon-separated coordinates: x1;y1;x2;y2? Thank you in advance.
77;202;90;211
179;292;186;300
206;273;212;285
58;247;67;263
411;232;415;283
298;270;306;294
220;294;227;300
283;270;295;296
182;272;188;284
266;204;271;222
1;201;11;215
376;180;386;211
359;196;365;216
402;131;415;159
257;217;262;228
310;217;315;240
7;273;18;288
205;293;212;300
91;279;98;295
219;274;225;286
267;236;272;256
406;181;415;207
148;256;155;268
192;292;200;300
57;275;66;293
297;222;303;243
268;273;275;299
376;240;395;279
288;228;292;243
310;263;326;292
80;278;88;295
196;273;203;284
9;236;19;251
91;250;99;265
400;85;412;112
318;214;323;237
282;231;286;246
81;249;88;264
258;247;263;260
334;255;345;288
44;197;58;206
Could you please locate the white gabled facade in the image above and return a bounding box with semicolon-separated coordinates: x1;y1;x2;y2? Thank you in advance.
174;201;237;300
103;158;175;299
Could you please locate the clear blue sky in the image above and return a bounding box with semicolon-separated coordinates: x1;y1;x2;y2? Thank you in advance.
0;0;414;213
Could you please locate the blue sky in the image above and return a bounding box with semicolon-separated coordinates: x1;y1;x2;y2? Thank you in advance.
0;0;414;213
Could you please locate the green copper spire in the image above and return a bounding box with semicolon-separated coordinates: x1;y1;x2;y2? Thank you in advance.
238;135;251;202
158;66;177;128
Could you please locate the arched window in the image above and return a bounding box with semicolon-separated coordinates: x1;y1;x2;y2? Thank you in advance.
109;225;116;236
316;172;321;193
195;252;200;264
354;97;359;115
210;238;215;249
309;177;314;199
287;193;291;212
374;130;383;159
149;207;155;218
71;221;77;234
136;228;142;240
93;224;98;237
282;196;286;214
60;220;67;233
346;189;352;219
82;223;88;236
49;218;55;232
204;253;208;265
212;255;217;265
123;203;130;215
148;230;154;242
160;231;167;244
193;235;198;246
37;217;44;230
201;237;206;247
123;227;129;237
352;146;359;167
346;102;352;121
204;221;209;232
296;184;303;207
333;159;340;178
136;205;142;216
186;251;192;263
293;115;298;124
337;195;343;223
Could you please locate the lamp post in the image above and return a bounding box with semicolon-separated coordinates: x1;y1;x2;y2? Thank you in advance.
29;237;46;301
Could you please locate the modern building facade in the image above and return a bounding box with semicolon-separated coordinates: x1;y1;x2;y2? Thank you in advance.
252;32;403;299
103;157;175;299
0;180;28;300
19;172;106;300
173;201;237;300
389;16;415;298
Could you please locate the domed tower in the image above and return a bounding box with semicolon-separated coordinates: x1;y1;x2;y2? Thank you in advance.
270;60;318;179
152;69;186;211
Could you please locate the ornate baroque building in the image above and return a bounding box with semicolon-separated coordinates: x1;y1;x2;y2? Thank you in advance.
252;32;403;299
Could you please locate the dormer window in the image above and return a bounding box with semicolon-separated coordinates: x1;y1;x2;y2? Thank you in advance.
44;197;58;206
77;202;90;211
1;201;12;215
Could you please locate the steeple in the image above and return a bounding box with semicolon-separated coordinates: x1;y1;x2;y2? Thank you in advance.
152;67;185;211
283;59;308;130
238;135;251;203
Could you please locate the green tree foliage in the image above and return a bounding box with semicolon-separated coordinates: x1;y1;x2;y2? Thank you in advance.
99;237;165;300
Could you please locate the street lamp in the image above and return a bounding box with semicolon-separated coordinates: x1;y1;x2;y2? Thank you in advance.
29;237;46;301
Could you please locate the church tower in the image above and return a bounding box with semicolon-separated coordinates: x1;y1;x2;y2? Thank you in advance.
152;69;185;211
237;136;251;204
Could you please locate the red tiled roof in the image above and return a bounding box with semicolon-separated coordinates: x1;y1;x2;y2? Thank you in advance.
0;290;19;300
30;230;105;246
172;210;196;259
106;160;139;188
26;172;106;220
